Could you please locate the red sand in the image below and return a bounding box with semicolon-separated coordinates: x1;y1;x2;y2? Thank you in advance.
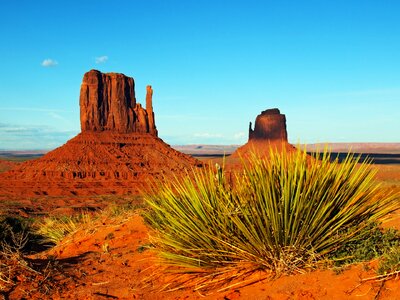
7;211;400;300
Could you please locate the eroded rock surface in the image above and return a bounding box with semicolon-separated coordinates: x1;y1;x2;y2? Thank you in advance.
230;108;294;161
80;70;157;135
249;108;287;142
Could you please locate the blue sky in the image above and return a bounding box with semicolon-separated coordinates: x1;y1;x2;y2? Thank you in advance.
0;0;399;150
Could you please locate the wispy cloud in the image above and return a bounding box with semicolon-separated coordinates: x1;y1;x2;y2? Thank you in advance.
95;55;108;64
0;123;78;150
161;131;247;145
47;112;66;121
193;132;223;138
158;114;221;121
0;107;72;113
41;58;58;67
233;132;246;140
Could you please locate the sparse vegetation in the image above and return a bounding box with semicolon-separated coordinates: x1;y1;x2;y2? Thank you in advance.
145;147;399;288
378;246;400;275
35;213;93;244
34;201;142;245
0;217;59;297
329;223;400;267
0;201;146;298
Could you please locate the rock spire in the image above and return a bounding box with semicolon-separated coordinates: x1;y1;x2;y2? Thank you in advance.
79;70;157;135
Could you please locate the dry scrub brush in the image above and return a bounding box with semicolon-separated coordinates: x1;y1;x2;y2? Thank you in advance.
0;220;29;294
0;217;54;298
144;147;399;289
35;213;93;244
35;201;143;245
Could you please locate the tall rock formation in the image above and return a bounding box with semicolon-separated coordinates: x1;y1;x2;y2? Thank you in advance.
248;108;288;141
79;70;157;135
230;108;294;160
146;85;157;136
0;70;200;196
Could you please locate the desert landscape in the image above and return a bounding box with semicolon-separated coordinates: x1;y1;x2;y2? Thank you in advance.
0;69;399;299
1;2;400;300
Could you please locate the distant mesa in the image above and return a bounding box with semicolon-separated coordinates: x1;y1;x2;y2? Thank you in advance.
0;70;201;196
231;108;294;159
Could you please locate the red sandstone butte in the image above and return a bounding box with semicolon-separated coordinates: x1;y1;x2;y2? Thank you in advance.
80;70;157;135
231;108;295;159
249;108;288;142
0;70;201;196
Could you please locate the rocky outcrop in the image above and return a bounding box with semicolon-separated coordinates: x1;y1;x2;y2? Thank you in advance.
229;108;294;161
249;108;287;142
0;70;201;196
80;70;157;135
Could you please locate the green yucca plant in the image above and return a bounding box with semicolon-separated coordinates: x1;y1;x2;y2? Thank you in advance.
144;147;399;283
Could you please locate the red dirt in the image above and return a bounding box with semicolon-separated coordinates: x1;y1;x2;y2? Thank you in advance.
7;211;400;300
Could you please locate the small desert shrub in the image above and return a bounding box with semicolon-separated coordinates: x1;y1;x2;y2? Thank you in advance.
145;147;399;283
377;246;400;275
0;226;30;294
0;217;57;296
35;213;93;244
0;217;46;253
329;223;400;266
0;217;30;251
35;202;141;245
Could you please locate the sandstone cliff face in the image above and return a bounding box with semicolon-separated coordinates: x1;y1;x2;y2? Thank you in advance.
249;108;288;142
80;70;157;135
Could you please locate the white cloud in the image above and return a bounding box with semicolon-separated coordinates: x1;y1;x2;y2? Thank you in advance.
0;123;78;150
0;107;72;113
158;114;213;121
47;112;66;121
193;132;223;138
41;59;58;67
233;132;246;139
95;56;108;64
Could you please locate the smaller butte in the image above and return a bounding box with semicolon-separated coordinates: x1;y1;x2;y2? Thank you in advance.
249;108;287;141
230;108;295;160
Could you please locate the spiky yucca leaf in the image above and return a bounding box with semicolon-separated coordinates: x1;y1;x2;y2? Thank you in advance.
144;146;399;279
